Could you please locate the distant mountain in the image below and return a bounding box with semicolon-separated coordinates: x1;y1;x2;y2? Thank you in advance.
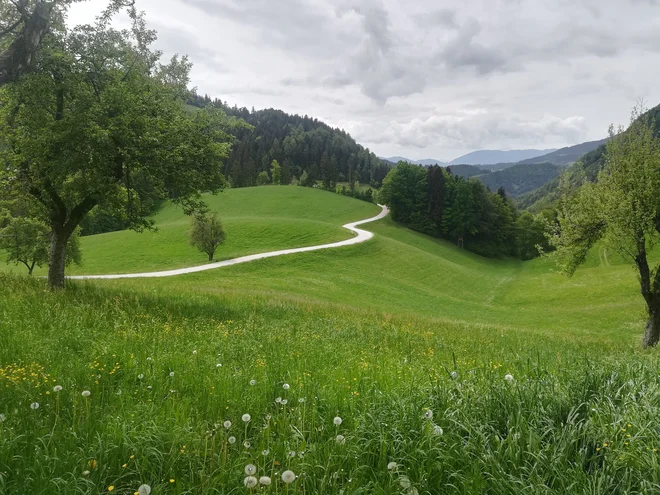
384;156;447;166
449;149;557;166
517;139;608;166
446;164;487;179
477;163;563;197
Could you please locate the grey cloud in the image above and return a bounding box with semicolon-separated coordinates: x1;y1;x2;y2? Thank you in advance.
414;8;458;29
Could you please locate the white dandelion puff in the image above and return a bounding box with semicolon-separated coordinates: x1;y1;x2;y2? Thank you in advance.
451;371;458;379
283;383;290;390
146;357;152;361
244;476;258;488
0;414;5;422
423;409;433;420
387;461;397;471
245;464;257;475
169;372;174;378
82;390;91;397
333;416;342;426
137;374;144;380
53;385;63;392
433;424;444;435
299;398;305;403
288;450;296;457
243;441;251;449
275;397;282;404
400;476;412;489
216;363;222;368
505;374;514;382
228;436;236;444
249;379;256;386
192;350;197;355
281;399;288;405
30;402;39;410
262;449;270;456
82;470;90;477
281;470;296;484
336;434;346;444
242;413;251;423
223;420;231;429
259;476;272;486
138;484;151;495
147;386;152;391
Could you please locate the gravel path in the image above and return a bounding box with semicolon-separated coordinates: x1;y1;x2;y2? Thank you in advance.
68;204;390;280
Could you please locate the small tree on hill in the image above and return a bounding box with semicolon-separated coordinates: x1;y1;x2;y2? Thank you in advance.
552;104;660;347
256;171;270;186
270;160;281;185
189;213;225;261
0;215;80;275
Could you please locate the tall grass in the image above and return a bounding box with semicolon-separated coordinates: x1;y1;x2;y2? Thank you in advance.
1;274;659;494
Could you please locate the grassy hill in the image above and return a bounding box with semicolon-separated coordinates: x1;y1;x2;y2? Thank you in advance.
2;187;660;493
1;186;380;276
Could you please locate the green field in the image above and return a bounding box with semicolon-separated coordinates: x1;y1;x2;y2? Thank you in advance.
2;187;659;494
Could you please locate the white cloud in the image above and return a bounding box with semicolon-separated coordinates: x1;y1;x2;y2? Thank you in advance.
66;0;660;160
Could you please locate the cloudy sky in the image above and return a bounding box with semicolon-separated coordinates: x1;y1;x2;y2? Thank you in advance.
69;0;660;161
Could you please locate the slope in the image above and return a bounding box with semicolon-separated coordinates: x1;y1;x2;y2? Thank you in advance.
449;149;556;165
517;138;608;166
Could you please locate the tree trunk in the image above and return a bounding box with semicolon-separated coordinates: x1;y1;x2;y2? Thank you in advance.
208;252;214;262
643;306;660;348
48;228;68;289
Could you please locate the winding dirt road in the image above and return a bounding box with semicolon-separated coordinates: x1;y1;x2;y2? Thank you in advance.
68;204;390;280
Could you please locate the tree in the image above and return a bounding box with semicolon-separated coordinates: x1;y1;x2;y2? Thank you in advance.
0;0;132;86
189;213;225;261
270;160;281;185
0;215;80;275
0;9;235;288
427;165;446;236
552;104;660;347
256;171;270;186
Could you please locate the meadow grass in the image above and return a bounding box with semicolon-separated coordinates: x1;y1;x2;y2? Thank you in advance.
2;187;660;494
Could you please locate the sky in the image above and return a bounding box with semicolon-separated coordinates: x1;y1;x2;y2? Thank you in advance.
68;0;660;162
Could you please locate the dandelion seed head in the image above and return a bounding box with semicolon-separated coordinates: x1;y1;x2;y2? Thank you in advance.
387;461;397;471
400;476;412;489
216;363;222;368
53;385;63;392
137;374;144;380
281;399;288;405
0;414;5;422
223;420;232;429
333;416;343;426
281;470;296;484
259;476;272;486
169;372;174;377
249;379;256;386
336;434;345;444
30;402;39;410
82;470;90;477
137;484;151;495
228;436;236;444
241;413;251;423
245;464;257;475
505;374;514;382
262;449;270;456
244;476;258;488
283;383;290;390
299;398;305;403
192;350;197;355
147;386;152;390
433;424;444;435
423;409;433;420
81;390;91;397
451;371;458;379
243;441;251;449
288;450;296;457
275;397;282;404
146;357;152;361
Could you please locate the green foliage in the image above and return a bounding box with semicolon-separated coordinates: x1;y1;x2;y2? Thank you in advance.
516;212;552;260
381;163;524;257
270;160;281;185
256;171;270;186
0;9;235;286
552;104;660;346
188;95;390;190
478;162;563;197
0;215;81;274
189;213;226;261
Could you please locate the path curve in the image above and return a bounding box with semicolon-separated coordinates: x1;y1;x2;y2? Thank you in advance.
69;204;390;280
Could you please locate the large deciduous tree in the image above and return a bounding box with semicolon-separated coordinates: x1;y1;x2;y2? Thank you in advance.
189;213;225;261
552;105;660;348
0;9;236;288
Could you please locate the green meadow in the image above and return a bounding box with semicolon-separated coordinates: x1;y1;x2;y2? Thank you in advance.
2;186;659;494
